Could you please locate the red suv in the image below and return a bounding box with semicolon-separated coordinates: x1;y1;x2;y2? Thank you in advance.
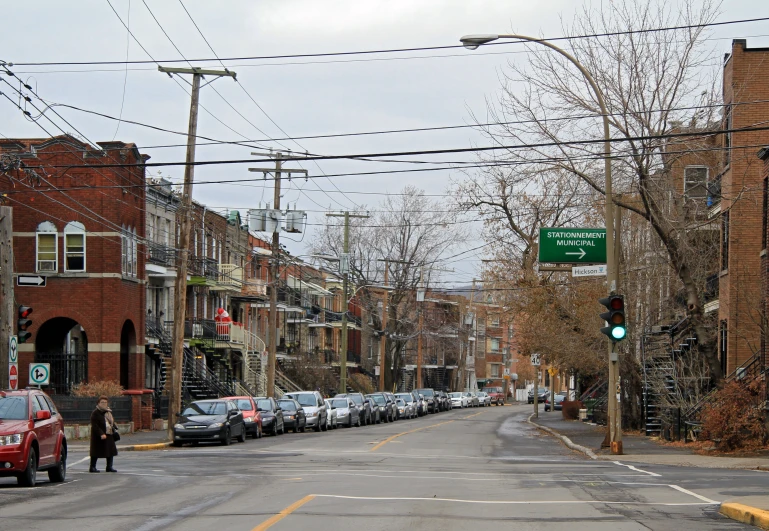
0;389;67;487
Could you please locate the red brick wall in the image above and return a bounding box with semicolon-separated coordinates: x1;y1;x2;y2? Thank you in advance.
719;40;769;373
1;136;147;390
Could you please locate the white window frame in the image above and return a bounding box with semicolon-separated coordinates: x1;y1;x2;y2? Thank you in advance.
132;227;138;277
490;337;500;353
684;166;708;199
36;221;58;273
63;221;86;272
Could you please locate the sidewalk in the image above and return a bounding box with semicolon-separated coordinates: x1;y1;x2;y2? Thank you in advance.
529;412;769;530
68;430;171;452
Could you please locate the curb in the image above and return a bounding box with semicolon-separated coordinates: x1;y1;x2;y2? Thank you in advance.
527;414;598;459
68;442;171;452
720;502;769;530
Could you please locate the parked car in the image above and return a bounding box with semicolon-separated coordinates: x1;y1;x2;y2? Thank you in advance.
437;391;452;411
395;398;416;419
482;386;505;406
285;391;328;432
545;392;567;412
383;392;400;421
477;392;492;407
365;393;393;423
415;388;438;413
335;392;371;426
254;397;284;436
277;399;307;433
463;391;478;407
395;392;419;416
528;388;549;404
173;399;246;446
449;391;468;408
0;389;67;487
323;400;338;429
329;397;360;427
416;393;427;416
222;396;262;438
364;397;381;424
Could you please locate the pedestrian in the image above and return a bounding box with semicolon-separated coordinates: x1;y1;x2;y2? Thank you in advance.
89;395;118;473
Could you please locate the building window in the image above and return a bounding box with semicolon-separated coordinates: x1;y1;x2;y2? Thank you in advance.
490;364;500;378
490;316;500;327
684;166;708;199
122;226;137;278
36;221;58;272
719;320;728;375
724;103;732;167
721;211;730;271
490;338;500;353
763;177;768;251
63;221;86;272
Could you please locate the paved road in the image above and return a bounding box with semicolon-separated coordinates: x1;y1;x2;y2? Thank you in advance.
1;404;766;530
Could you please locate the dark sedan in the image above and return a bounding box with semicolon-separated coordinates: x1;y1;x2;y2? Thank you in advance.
255;397;285;436
365;393;393;423
172;399;246;446
277;398;307;433
364;397;381;424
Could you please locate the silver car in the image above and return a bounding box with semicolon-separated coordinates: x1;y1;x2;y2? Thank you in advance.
329;397;360;428
285;391;328;432
395;398;416;419
323;400;338;429
477;391;492;407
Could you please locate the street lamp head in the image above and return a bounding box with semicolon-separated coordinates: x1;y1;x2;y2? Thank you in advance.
460;34;499;50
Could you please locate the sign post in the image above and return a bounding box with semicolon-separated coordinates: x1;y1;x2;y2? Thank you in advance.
8;336;18;390
538;228;607;264
531;353;541;418
29;363;50;386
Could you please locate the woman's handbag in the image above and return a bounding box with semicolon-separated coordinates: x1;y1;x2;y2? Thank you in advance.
112;425;121;441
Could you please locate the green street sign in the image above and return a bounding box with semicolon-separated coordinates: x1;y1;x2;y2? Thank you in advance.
538;228;607;264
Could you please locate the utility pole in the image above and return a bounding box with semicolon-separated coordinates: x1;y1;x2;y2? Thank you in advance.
164;66;236;442
376;257;410;392
458;279;477;391
417;268;425;389
250;153;307;398
0;206;13;389
607;202;623;452
327;211;369;394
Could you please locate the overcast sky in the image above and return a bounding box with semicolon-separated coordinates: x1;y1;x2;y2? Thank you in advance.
3;1;768;287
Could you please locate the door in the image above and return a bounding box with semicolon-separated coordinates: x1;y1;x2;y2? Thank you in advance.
32;395;55;466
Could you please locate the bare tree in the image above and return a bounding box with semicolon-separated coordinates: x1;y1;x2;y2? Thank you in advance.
310;185;467;389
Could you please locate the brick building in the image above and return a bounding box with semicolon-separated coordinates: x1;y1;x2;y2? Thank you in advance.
716;40;769;374
2;135;147;393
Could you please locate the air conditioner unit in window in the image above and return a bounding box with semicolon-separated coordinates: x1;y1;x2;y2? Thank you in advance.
38;261;56;272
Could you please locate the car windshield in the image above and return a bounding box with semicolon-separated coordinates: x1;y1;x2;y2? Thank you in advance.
349;395;363;405
256;399;272;411
367;395;386;405
417;389;435;397
278;401;297;411
396;394;413;403
236;399;253;411
292;394;317;407
449;392;462;398
331;399;348;408
396;399;405;406
183;401;225;416
0;396;28;420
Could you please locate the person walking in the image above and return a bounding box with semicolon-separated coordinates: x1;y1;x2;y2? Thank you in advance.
89;395;118;473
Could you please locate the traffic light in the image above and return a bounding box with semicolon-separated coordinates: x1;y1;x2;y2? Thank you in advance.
18;306;32;344
599;296;626;341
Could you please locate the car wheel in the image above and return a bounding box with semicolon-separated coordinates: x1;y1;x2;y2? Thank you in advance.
299;424;306;433
356;415;362;427
221;427;232;446
314;422;321;432
237;425;246;443
17;448;37;487
48;445;66;483
172;441;183;447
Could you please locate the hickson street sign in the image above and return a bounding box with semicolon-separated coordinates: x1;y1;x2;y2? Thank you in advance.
538;228;607;264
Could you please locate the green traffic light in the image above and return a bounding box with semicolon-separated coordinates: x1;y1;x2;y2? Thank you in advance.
611;327;626;340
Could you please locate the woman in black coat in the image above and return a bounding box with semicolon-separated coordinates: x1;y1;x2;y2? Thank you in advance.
90;395;118;473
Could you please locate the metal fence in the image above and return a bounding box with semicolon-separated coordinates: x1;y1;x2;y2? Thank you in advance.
53;396;133;423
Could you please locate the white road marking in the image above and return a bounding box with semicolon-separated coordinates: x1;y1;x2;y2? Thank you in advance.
667;484;719;504
69;457;91;468
312;494;716;506
612;461;661;477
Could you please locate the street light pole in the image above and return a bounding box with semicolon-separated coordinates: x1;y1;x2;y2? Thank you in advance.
461;33;621;454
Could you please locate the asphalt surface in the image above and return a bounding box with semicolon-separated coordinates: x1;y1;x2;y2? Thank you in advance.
1;404;767;530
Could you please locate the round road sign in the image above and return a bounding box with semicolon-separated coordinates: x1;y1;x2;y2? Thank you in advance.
9;336;18;363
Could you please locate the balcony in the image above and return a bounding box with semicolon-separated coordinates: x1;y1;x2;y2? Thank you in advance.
148;242;176;267
189;258;218;285
217;263;243;289
243;278;268;297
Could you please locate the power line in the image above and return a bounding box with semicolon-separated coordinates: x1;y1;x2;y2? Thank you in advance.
10;15;769;67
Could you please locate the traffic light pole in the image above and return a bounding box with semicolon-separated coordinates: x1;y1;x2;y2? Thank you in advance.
0;206;13;389
608;205;623;453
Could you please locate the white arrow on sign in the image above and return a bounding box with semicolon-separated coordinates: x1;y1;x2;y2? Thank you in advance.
564;248;587;260
18;275;46;286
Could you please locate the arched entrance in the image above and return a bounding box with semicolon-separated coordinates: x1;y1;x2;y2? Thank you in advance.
120;320;137;389
36;317;88;395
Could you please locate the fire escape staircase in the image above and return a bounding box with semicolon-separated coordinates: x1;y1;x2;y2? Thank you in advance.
642;328;676;436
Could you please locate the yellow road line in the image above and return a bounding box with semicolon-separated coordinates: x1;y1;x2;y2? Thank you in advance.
251;494;315;531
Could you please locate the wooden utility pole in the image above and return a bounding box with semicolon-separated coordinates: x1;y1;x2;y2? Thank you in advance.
0;206;13;389
607;202;623;452
164;66;236;442
250;153;307;398
327;211;369;394
417;268;425;389
379;263;389;392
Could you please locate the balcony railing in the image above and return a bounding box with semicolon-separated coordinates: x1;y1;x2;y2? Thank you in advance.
218;263;243;287
243;278;268;297
189;258;218;280
148;242;176;267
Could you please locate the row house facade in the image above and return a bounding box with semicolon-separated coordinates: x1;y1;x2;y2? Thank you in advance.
3;135;147;393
